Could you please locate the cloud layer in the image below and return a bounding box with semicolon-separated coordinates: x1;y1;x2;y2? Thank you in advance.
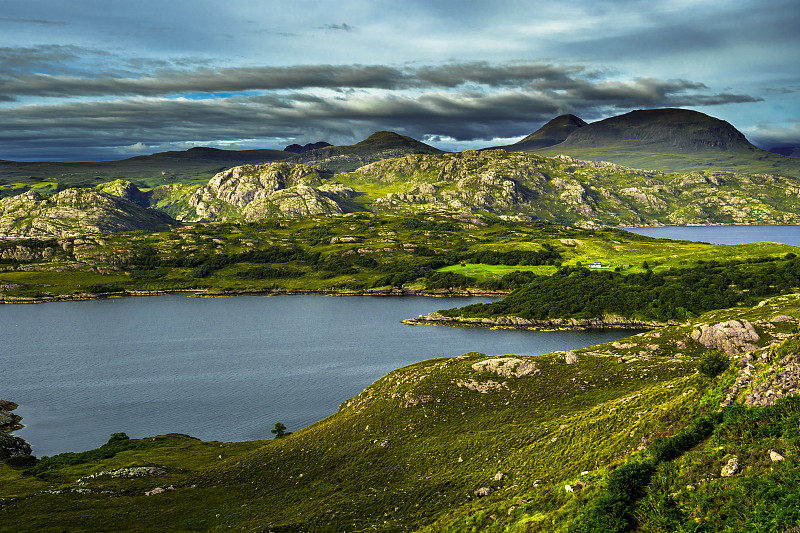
0;54;764;160
0;0;798;160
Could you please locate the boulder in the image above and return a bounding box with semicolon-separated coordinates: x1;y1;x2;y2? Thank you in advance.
720;456;739;477
471;357;538;377
690;320;760;354
0;432;33;459
769;450;785;462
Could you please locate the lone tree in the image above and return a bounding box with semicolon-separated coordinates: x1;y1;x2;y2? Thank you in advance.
698;350;730;379
271;422;288;439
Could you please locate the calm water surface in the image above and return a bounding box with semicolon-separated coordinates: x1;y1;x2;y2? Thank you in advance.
2;295;634;456
7;225;796;456
625;225;800;247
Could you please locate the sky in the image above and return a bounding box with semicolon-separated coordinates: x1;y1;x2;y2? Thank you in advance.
1;0;799;161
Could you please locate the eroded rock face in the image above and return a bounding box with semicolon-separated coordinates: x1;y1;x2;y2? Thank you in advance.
471;357;538;377
178;163;353;222
0;433;32;459
690;320;760;354
0;188;176;238
0;400;32;460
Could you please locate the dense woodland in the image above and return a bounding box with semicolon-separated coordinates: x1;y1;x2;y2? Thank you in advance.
440;255;800;322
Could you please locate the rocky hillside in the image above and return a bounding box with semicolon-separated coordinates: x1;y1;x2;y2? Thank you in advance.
6;147;800;236
0;400;31;462
335;149;800;226
144;162;358;222
0;188;176;238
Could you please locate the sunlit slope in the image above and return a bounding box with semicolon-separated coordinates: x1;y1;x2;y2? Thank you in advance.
3;295;800;531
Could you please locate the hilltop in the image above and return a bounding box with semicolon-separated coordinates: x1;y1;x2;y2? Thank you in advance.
497;114;587;151
289;131;446;172
0;131;443;199
524;108;800;176
0;147;293;196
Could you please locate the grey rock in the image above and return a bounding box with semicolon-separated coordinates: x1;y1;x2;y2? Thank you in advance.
474;486;498;497
690;320;760;354
0;432;33;459
720;456;739;477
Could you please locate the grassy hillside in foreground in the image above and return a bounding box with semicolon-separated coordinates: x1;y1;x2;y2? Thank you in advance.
3;294;800;531
1;215;797;304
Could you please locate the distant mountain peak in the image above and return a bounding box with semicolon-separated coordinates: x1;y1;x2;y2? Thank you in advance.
283;141;332;154
557;108;756;152
286;130;444;172
355;131;433;149
500;114;588;152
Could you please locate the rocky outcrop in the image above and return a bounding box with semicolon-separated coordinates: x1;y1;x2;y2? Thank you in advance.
0;400;32;460
0;400;22;432
690;320;760;354
0;188;176;238
720;456;739;477
95;180;151;207
471;357;538;377
744;351;800;407
175;162;354;222
404;311;672;331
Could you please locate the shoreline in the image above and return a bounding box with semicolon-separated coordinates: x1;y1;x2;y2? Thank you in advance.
0;287;509;305
403;311;675;331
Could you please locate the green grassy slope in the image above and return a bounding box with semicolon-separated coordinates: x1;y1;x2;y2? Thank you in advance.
3;295;800;532
1;215;796;301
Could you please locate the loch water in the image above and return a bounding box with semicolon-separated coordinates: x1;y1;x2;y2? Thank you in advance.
625;224;800;247
2;294;633;456
4;224;798;457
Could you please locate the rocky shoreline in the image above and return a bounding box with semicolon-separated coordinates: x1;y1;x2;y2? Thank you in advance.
402;311;675;331
0;400;32;460
0;287;509;305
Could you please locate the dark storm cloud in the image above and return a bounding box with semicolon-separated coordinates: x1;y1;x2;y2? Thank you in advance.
0;69;762;161
0;55;760;106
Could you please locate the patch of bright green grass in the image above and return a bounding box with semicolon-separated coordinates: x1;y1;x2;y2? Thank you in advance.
437;263;558;282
